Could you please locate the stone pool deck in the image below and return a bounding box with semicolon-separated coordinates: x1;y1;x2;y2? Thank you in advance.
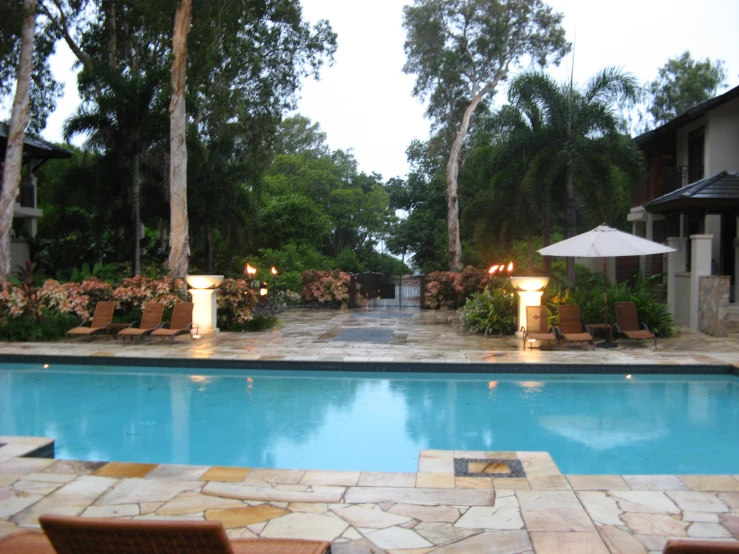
1;441;738;554
0;308;737;369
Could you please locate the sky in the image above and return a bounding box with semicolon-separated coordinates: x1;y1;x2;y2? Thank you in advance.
15;0;739;181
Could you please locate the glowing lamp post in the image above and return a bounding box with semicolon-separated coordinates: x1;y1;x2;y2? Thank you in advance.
185;275;224;335
510;276;549;338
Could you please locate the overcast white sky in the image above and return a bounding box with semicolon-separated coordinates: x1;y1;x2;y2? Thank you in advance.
23;0;739;180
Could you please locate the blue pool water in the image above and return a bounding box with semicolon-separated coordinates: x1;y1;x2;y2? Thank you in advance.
0;363;737;474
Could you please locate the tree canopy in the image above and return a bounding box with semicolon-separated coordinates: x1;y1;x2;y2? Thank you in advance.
648;51;728;125
402;0;569;271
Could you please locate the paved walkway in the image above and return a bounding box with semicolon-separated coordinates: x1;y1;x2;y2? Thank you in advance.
1;440;738;553
0;308;737;368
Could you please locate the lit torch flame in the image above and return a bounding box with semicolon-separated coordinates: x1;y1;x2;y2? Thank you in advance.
245;264;257;276
271;266;278;275
507;261;514;272
488;265;498;274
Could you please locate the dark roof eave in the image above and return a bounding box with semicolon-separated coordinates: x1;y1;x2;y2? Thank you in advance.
634;85;739;145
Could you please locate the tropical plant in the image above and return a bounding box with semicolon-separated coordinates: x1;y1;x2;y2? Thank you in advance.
506;69;646;281
461;285;517;335
217;279;259;329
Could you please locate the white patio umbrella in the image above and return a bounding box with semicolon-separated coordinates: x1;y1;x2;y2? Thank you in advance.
537;225;675;346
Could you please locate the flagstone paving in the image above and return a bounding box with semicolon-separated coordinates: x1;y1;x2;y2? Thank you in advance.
1;447;738;553
0;308;737;368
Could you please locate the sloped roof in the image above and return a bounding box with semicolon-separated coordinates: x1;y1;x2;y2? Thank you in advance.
643;171;739;214
634;85;739;145
0;123;73;160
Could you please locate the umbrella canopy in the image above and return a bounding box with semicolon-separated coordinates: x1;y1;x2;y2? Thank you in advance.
537;225;676;258
537;225;675;346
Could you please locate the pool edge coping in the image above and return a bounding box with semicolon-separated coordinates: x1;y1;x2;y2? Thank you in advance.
0;353;736;375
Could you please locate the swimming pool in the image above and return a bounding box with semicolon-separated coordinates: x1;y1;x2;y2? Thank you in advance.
1;363;737;474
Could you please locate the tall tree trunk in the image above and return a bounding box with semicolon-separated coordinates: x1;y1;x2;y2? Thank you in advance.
0;0;36;286
131;150;141;275
565;156;576;283
204;224;212;273
542;216;551;277
159;218;167;251
167;0;191;277
104;0;117;68
445;93;484;272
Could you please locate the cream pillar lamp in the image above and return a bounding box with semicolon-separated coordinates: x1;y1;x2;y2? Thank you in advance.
510;276;550;338
185;275;224;335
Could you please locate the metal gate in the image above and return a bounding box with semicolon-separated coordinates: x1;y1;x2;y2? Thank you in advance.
356;273;424;309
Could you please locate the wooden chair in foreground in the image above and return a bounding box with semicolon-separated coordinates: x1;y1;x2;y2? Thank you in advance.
614;301;657;349
0;514;333;554
522;305;557;349
149;302;196;344
116;303;165;343
66;301;116;339
556;305;594;350
663;539;739;553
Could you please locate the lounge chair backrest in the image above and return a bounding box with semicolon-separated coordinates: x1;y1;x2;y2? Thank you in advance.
170;302;194;330
140;303;165;330
614;302;640;332
90;301;116;328
526;305;549;333
558;305;583;334
40;514;234;554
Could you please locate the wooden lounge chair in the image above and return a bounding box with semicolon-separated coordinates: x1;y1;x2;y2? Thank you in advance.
663;539;739;553
66;301;116;339
116;302;165;343
522;305;557;349
149;302;196;344
614;301;657;348
23;514;331;554
556;305;594;350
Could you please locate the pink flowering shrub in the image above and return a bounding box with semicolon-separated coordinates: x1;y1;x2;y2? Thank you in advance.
301;270;351;307
41;278;114;320
425;271;465;309
217;278;258;327
425;266;506;310
112;276;186;313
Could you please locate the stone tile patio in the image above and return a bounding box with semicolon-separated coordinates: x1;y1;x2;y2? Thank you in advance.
0;445;738;553
0;308;737;368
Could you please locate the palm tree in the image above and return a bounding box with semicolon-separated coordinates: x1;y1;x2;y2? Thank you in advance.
508;68;646;282
63;69;166;275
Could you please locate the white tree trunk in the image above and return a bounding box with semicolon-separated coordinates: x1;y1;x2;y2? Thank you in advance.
167;0;191;277
445;92;484;272
0;0;36;286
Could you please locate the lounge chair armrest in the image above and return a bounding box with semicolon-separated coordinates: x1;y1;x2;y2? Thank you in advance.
126;320;139;329
584;324;592;335
553;326;562;338
642;322;652;333
614;323;623;335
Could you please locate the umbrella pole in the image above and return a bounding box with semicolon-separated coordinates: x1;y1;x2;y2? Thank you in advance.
595;257;617;348
597;256;617;349
603;257;608;325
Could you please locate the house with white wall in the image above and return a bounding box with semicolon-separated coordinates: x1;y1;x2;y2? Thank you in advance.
0;124;73;274
626;85;739;335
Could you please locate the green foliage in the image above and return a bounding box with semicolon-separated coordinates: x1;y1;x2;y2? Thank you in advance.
221;315;279;333
461;286;517;336
70;262;124;283
546;272;677;337
0;1;62;131
648;51;728;125
0;312;79;342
